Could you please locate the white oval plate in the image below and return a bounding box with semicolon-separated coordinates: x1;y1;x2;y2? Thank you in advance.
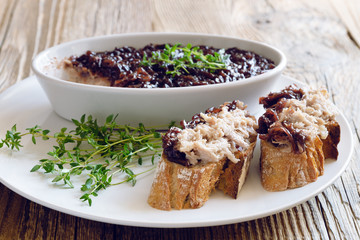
0;75;353;228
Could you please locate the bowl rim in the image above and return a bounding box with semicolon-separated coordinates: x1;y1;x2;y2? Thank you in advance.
31;32;287;93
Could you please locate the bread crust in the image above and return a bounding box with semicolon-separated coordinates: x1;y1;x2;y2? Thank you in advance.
147;138;257;210
322;121;340;159
147;154;226;210
260;137;324;191
217;141;256;198
260;119;340;191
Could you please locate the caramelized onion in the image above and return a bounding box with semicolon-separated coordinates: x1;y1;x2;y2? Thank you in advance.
259;85;304;109
258;85;307;153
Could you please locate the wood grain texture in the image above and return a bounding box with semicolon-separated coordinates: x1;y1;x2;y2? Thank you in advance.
0;0;359;239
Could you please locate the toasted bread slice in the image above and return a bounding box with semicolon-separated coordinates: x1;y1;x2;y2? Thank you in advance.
258;85;340;191
148;100;258;210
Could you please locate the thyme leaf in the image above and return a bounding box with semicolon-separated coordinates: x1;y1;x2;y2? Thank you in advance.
141;43;230;76
0;114;164;206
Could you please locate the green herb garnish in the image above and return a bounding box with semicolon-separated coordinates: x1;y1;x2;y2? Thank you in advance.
0;114;164;206
141;43;230;76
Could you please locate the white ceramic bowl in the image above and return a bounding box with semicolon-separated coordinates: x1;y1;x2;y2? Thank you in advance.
32;33;286;126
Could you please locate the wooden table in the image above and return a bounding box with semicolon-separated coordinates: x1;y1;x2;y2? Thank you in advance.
0;0;359;239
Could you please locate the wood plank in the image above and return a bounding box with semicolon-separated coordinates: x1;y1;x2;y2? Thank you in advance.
331;0;360;47
0;185;26;239
0;0;40;91
0;0;16;47
0;0;359;239
54;212;77;239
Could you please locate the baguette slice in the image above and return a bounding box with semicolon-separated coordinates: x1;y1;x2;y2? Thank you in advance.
148;100;258;210
258;85;340;191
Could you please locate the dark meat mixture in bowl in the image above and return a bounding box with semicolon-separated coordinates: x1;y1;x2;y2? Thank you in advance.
66;44;276;88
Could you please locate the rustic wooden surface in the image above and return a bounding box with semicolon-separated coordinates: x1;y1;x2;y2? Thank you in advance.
0;0;359;239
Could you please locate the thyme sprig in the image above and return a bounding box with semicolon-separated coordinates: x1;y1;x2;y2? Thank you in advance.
0;114;164;206
141;43;230;76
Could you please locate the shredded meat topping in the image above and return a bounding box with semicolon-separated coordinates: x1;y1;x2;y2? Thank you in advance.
162;100;257;166
258;84;338;153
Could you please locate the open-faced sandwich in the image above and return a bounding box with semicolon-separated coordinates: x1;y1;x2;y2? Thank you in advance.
147;100;258;210
257;85;340;191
